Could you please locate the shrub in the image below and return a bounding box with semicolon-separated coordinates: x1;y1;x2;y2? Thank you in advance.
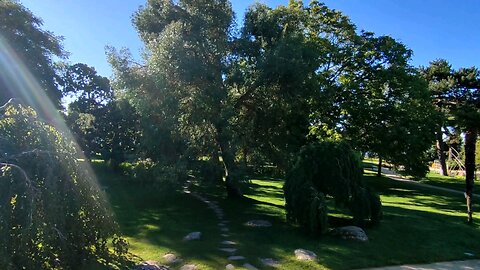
120;159;187;192
0;104;127;269
284;141;382;235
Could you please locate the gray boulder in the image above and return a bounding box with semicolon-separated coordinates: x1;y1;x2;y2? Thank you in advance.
331;226;368;242
294;249;317;261
244;220;272;228
183;232;202;241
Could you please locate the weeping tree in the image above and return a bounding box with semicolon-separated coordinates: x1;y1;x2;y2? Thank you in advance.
284;141;381;235
0;103;126;270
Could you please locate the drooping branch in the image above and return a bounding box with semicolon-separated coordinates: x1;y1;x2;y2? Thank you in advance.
0;162;38;226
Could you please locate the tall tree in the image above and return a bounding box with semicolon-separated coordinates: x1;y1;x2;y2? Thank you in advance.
232;0;364;170
425;60;480;222
108;0;242;197
450;67;480;223
421;60;455;176
60;63;113;158
0;0;66;108
60;63;139;166
339;34;437;178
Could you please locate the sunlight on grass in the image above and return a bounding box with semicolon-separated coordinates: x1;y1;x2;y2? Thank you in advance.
94;164;480;270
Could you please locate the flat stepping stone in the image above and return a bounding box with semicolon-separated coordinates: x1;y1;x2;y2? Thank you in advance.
294;249;317;261
162;253;182;264
244;220;272;228
243;263;259;270
219;247;237;253
228;255;246;261
221;234;230;237
260;258;280;268
134;261;170;270
331;226;368;242
226;264;235;270
221;227;229;232
179;264;197;270
183;232;201;241
221;240;237;245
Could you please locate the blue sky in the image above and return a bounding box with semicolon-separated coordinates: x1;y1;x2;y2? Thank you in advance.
20;0;480;77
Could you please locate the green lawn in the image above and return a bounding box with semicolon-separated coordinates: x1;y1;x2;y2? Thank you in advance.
419;172;466;192
94;165;480;270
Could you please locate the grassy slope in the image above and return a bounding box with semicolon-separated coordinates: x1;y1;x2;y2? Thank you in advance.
419;172;466;192
96;166;480;270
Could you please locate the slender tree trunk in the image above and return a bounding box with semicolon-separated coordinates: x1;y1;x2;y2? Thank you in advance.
464;128;477;224
215;125;243;199
436;126;448;176
377;157;382;177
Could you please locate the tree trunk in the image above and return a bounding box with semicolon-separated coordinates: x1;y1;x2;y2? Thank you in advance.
377;157;382;177
464;128;477;224
215;125;243;199
436;126;448;176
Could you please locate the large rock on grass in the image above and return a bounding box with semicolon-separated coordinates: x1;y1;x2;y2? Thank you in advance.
294;249;317;261
331;226;368;242
244;220;272;228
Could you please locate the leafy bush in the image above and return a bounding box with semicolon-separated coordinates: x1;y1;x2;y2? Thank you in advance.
0;105;127;269
284;141;382;235
120;159;187;192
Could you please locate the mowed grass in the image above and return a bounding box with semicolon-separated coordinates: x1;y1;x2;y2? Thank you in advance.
420;172;466;192
94;164;480;270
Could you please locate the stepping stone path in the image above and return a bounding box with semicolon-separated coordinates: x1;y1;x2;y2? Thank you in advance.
134;261;170;270
331;226;368;242
294;249;317;261
244;220;272;227
183;187;278;270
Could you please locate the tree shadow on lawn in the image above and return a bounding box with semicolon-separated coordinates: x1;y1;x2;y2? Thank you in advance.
104;182;229;269
217;195;480;270
98;167;480;270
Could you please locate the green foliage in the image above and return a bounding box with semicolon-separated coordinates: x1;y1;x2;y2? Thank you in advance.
284;141;381;235
60;63;140;166
109;0;243;196
119;159;187;193
0;0;65;107
0;104;125;269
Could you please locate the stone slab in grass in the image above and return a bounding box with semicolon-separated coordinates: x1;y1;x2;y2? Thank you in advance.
221;240;237;245
294;249;317;261
228;255;246;261
134;261;170;270
226;264;235;270
243;263;259;270
219;247;237;253
162;253;182;264
331;226;368;242
183;232;202;241
179;264;197;270
244;220;272;228
260;258;280;268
